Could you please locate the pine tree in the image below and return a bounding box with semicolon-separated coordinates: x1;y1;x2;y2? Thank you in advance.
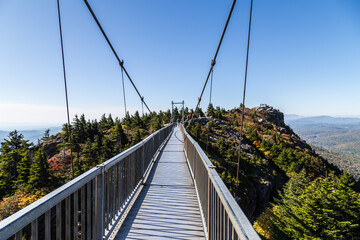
111;120;127;153
14;151;31;187
41;129;50;141
258;171;360;240
132;111;143;128
207;103;215;117
100;137;114;163
27;148;50;191
132;128;142;145
0;131;31;197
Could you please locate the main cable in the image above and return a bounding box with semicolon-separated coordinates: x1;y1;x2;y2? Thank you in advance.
121;64;127;117
235;0;253;195
195;0;236;111
57;0;74;178
209;68;213;105
83;0;161;126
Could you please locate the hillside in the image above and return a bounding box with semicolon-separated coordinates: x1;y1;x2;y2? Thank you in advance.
286;116;360;156
286;116;360;179
311;145;360;180
186;104;360;239
0;111;172;220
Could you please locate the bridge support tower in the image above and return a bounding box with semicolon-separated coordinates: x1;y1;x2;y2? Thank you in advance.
171;100;185;124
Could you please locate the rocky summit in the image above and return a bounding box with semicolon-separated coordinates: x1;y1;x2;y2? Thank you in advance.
185;105;343;221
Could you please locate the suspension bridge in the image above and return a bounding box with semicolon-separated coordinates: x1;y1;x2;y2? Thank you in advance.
0;0;261;239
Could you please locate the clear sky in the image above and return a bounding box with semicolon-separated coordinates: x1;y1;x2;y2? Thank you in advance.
0;0;359;130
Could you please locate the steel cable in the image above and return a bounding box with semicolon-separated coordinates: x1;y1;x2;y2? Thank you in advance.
235;0;254;195
195;0;237;111
83;0;161;127
57;0;74;178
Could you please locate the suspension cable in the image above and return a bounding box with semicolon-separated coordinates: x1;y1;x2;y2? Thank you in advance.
235;0;254;195
121;61;127;117
195;0;236;111
83;0;161;127
209;68;213;105
57;0;74;178
141;97;144;117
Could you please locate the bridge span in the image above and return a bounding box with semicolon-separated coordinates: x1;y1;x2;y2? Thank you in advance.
0;124;260;240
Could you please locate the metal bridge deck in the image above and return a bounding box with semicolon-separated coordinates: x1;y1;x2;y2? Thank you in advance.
114;126;205;239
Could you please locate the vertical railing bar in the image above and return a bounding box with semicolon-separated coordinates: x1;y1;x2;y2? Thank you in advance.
212;186;215;240
222;204;225;239
115;164;119;216
106;170;110;230
112;167;116;223
65;196;71;240
117;163;121;214
95;167;105;240
31;219;38;240
207;176;211;239
141;144;145;183
108;170;112;228
120;161;123;209
56;202;62;240
215;191;218;240
111;168;114;225
45;210;51;239
74;190;78;240
219;195;222;240
126;158;129;201
86;183;91;240
218;195;221;240
226;210;229;240
15;230;22;240
81;186;86;240
92;179;96;240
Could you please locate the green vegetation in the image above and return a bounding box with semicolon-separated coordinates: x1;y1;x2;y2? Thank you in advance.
312;145;360;180
186;105;360;239
0;110;172;220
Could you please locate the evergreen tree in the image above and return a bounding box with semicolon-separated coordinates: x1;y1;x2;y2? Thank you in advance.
111;120;127;153
0;131;31;197
41;129;50;141
132;111;143;128
207;103;215;117
132;128;142;145
14;151;31;187
27;148;50;191
99;114;108;132
257;172;360;240
100;137;113;163
194;107;204;118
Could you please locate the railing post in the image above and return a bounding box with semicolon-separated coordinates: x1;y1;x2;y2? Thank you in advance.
152;137;155;161
207;176;211;239
193;145;196;179
95;165;105;239
141;144;145;184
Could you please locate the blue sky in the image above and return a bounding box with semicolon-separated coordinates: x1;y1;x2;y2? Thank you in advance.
0;0;359;129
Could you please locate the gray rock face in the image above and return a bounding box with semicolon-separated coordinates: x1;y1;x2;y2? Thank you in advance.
256;105;285;127
41;134;62;157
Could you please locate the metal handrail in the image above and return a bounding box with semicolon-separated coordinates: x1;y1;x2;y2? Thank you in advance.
180;124;260;240
0;124;174;240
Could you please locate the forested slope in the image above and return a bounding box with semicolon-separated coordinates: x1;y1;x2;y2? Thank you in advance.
186;104;360;239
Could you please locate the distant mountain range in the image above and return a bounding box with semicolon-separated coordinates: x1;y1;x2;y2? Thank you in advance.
285;115;360;179
286;115;360;126
0;127;62;144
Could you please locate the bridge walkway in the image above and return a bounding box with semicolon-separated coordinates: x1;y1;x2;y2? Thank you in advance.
114;126;205;239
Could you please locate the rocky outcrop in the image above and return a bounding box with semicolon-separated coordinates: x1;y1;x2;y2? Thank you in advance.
256;104;285;127
40;134;62;158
